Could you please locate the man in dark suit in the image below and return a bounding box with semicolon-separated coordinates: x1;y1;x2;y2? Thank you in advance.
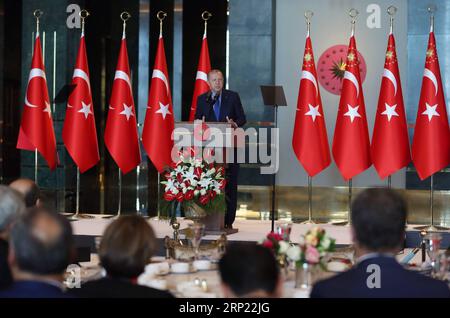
195;69;246;229
0;207;74;298
311;188;450;298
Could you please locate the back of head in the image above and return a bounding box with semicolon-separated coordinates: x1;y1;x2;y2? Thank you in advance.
10;207;73;275
9;178;40;208
0;185;26;233
219;243;280;297
351;188;407;252
99;215;157;279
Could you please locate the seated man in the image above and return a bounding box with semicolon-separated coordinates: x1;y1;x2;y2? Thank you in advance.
0;207;74;298
311;188;450;298
71;215;174;298
9;178;40;208
0;186;26;290
219;243;282;298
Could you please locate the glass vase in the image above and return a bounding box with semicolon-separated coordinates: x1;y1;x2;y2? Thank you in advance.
295;263;318;289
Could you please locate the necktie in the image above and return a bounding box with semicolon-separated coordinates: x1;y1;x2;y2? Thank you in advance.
213;97;220;121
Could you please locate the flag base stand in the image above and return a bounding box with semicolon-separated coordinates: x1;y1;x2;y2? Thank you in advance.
103;168;123;219
66;213;95;221
330;220;349;226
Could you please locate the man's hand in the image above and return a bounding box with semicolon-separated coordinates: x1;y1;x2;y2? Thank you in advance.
226;116;238;128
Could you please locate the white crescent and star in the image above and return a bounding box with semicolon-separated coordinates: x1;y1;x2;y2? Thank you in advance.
381;103;399;122
78;101;93;119
119;103;134;121
196;71;208;82
300;71;318;97
151;69;173;120
155;102;172;119
343;71;360;98
25;68;47;108
423;68;438;96
304;104;321;122
422;102;439;122
382;68;397;96
343;104;361;123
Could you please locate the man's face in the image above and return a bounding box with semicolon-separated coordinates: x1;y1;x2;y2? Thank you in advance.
208;71;224;94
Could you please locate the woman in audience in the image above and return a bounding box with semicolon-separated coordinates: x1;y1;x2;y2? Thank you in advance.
72;215;173;298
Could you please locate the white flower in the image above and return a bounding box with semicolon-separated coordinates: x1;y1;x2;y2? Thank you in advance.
286;245;301;261
278;241;289;254
194;190;199;196
321;237;331;250
200;189;206;196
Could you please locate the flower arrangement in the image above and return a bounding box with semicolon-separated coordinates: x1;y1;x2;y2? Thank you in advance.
260;232;290;256
160;155;226;220
286;227;336;269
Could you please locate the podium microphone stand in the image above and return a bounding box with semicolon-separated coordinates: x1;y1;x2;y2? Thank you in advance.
260;85;288;232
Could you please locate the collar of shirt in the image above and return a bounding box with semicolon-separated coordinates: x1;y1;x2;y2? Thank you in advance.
356;252;396;264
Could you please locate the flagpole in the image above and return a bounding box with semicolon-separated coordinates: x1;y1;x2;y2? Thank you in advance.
387;175;392;189
33;10;42;185
118;168;122;217
202;11;212;37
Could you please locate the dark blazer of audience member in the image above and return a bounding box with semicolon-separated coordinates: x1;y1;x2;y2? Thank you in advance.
219;243;283;298
0;186;26;290
9;178;40;208
71;215;174;298
311;188;450;298
0;207;74;298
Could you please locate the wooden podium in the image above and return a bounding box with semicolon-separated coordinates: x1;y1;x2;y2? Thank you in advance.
174;121;240;235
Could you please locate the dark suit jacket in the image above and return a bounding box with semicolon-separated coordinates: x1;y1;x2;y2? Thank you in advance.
310;255;450;298
71;277;175;298
0;280;71;298
0;239;12;290
195;89;246;127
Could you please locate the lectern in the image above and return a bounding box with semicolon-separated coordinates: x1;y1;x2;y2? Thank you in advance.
173;121;241;235
260;86;288;232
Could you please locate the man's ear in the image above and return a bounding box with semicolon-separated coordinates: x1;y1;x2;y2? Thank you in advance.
36;198;41;208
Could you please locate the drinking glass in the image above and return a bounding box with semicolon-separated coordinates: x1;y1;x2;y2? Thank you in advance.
275;221;292;241
424;233;442;277
188;223;205;260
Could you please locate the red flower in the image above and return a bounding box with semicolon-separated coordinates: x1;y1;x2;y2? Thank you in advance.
267;232;283;242
194;167;202;177
199;195;210;205
262;239;274;250
218;179;227;189
184;190;194;200
176;173;183;183
209;191;217;200
164;192;176;201
176;192;184;202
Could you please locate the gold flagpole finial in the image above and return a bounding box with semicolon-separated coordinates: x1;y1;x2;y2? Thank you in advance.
349;8;359;36
202;11;212;37
33;9;43;34
304;10;313;37
157;11;167;37
427;5;436;33
79;10;90;36
387;6;397;35
120;11;131;38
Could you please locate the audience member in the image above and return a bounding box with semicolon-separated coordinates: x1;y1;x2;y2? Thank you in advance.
219;243;282;297
9;178;40;208
311;188;450;298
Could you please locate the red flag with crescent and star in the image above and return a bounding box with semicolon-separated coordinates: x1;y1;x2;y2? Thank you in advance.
412;30;450;180
142;35;175;172
371;32;411;179
188;32;211;121
62;33;100;173
332;35;371;181
104;33;141;174
292;34;330;177
17;32;58;170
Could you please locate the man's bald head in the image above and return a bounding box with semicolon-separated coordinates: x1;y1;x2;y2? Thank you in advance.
9;178;40;208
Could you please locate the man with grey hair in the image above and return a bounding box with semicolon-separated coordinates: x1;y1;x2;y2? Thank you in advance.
0;186;26;289
9;178;40;208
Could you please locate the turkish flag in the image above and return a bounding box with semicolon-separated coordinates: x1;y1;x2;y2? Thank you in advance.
62;34;100;173
332;35;371;180
188;33;211;121
104;36;141;174
17;33;57;170
142;36;175;172
371;33;411;179
292;35;331;177
412;31;450;180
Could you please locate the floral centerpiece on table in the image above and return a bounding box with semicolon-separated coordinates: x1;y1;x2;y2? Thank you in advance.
286;227;336;270
160;155;226;221
260;232;290;256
